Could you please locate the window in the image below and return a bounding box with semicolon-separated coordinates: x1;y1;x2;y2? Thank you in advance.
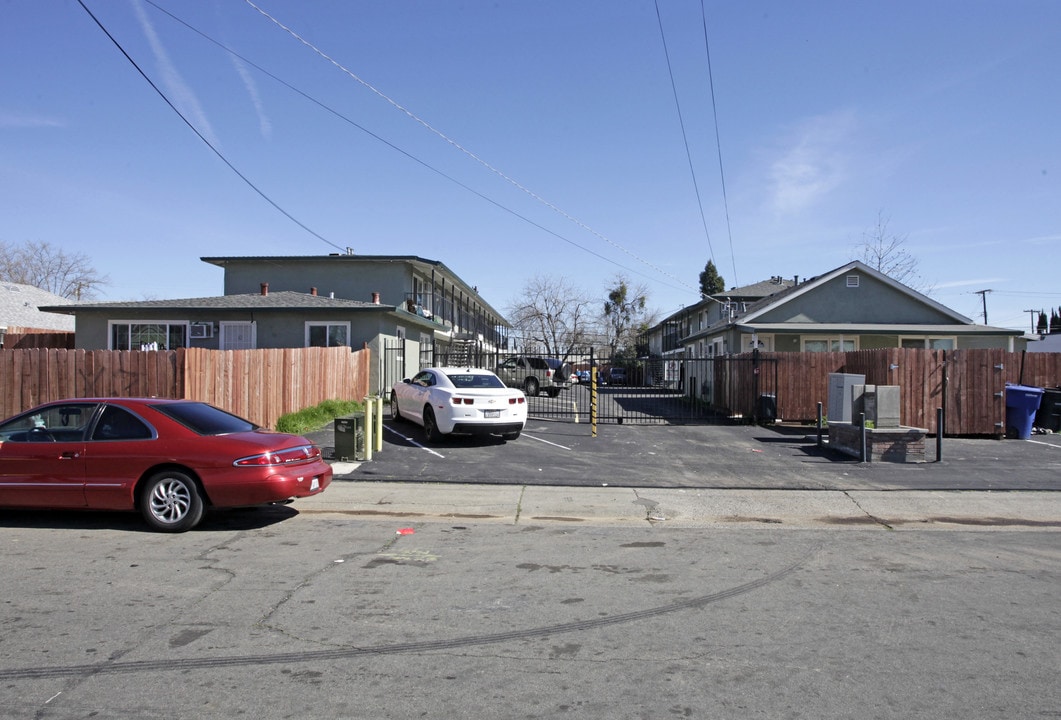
901;336;956;350
803;336;858;352
92;406;152;441
220;322;256;350
306;322;349;347
110;322;188;350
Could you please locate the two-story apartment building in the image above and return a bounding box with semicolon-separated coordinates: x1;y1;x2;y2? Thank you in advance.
41;253;511;393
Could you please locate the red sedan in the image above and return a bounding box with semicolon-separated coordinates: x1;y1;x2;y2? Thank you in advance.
0;398;332;532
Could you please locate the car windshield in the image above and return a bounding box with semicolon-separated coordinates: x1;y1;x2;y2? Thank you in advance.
447;372;506;389
151;401;257;435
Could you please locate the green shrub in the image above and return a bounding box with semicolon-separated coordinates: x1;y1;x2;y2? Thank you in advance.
275;398;363;434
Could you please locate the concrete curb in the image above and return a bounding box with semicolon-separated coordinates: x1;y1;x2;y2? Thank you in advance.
297;480;1061;530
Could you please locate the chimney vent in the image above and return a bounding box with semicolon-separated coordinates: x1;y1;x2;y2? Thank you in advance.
310;287;318;296
260;283;268;296
372;292;380;304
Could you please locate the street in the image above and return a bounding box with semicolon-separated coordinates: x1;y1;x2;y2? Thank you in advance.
1;506;1058;719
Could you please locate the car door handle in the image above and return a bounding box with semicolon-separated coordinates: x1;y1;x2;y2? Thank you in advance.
59;451;81;460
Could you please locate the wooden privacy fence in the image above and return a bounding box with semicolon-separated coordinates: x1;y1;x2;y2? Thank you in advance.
0;346;371;429
719;348;1061;436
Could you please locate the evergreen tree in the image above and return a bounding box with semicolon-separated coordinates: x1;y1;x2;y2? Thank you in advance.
1037;311;1048;334
699;260;725;298
1052;309;1061;334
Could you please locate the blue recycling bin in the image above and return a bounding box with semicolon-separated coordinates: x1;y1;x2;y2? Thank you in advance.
1004;384;1044;439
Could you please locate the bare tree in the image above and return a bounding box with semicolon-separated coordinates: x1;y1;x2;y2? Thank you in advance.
0;240;108;299
506;275;596;358
852;211;930;292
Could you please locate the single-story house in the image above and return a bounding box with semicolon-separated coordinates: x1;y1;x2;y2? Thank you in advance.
680;261;1025;356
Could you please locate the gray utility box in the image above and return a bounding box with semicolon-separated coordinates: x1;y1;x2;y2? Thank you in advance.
828;373;866;424
852;385;901;428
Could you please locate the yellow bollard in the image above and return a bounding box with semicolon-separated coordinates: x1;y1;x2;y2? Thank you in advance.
363;397;374;462
374;394;384;453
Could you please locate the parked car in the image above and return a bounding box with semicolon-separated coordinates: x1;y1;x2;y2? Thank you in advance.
0;398;332;532
576;370;592;383
495;356;573;397
391;367;527;442
608;367;628;385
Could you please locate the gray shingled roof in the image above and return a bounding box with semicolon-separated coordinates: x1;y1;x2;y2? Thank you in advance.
39;291;393;314
0;282;76;330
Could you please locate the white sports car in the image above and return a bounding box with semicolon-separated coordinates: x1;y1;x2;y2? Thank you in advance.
390;367;527;442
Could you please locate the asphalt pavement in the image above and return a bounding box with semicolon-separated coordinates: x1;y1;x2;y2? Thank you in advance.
300;418;1061;529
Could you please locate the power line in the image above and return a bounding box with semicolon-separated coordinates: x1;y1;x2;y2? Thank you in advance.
654;0;716;267
135;0;687;293
241;0;698;295
697;0;738;289
75;0;347;254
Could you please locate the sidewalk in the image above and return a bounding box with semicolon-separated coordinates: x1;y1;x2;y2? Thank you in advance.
298;477;1061;530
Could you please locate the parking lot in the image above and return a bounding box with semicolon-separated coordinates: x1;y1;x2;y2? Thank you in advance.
314;411;1061;493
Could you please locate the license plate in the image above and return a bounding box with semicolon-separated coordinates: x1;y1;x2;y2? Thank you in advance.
484;410;500;418
310;477;320;491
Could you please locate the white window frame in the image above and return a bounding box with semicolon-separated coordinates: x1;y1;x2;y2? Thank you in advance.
802;335;859;352
741;333;774;352
220;321;257;350
900;336;956;350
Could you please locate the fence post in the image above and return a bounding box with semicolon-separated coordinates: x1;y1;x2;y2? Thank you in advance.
859;412;868;463
936;407;943;462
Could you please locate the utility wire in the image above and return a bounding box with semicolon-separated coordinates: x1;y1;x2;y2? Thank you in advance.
698;0;739;288
75;0;346;254
241;0;698;295
654;0;716;271
137;1;688;293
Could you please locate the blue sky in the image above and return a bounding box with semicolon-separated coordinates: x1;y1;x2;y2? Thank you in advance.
3;1;1059;332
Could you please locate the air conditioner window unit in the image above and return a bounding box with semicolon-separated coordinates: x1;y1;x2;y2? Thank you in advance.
190;323;212;339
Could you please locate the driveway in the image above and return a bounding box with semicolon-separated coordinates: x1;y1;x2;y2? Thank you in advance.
310;419;1061;492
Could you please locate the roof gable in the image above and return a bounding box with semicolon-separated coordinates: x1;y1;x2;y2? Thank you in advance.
741;261;972;325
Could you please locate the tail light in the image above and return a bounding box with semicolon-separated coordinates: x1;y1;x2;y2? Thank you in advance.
509;397;525;405
451;397;474;405
234;444;322;467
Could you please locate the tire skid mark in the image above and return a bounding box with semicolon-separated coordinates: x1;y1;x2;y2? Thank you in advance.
0;544;820;681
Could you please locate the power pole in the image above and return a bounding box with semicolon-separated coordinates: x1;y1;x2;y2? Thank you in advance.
974;289;992;324
1025;309;1040;334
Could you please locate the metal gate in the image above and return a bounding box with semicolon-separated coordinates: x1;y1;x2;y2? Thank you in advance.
427;348;777;425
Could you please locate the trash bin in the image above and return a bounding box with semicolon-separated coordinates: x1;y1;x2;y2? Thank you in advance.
758;393;777;423
334;412;365;461
1034;387;1061;433
1004;384;1044;439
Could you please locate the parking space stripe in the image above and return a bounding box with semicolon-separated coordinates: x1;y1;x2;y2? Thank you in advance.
384;424;446;458
522;433;572;450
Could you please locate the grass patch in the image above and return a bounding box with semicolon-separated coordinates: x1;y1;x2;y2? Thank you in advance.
275;398;364;435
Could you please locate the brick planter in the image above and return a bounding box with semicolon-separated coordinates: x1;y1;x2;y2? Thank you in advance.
828;423;928;463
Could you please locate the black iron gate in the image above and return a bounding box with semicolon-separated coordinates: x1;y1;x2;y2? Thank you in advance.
426;347;777;425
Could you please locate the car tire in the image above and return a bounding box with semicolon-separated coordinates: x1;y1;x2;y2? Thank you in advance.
390;392;403;422
525;377;540;397
140;470;204;533
546;388;560;398
423;406;444;442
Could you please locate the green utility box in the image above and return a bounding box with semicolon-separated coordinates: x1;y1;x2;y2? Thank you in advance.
334;412;365;461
